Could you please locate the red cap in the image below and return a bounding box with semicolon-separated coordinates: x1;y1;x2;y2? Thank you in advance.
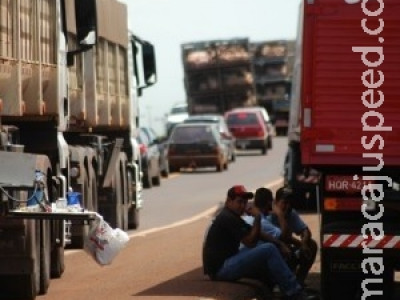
227;185;254;199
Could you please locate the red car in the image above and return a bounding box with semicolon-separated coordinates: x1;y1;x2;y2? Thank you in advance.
225;108;269;155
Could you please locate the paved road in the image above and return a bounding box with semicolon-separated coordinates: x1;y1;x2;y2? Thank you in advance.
36;136;400;299
36;138;289;300
134;137;288;232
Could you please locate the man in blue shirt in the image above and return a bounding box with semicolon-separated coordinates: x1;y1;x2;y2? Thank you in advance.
268;187;318;288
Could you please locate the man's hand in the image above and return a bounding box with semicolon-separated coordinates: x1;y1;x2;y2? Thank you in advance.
272;201;285;217
300;243;312;260
277;241;291;259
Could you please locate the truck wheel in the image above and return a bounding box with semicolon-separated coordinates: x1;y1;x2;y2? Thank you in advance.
87;164;98;212
39;220;51;295
127;171;140;229
120;159;129;231
110;166;123;229
5;220;38;300
50;220;65;278
129;207;140;230
68;174;89;249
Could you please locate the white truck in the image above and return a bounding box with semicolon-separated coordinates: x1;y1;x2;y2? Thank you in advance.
0;0;156;298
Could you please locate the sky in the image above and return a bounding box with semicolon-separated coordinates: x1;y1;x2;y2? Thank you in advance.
120;0;302;135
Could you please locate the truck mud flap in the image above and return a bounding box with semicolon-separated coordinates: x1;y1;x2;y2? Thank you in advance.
0;219;37;300
321;248;394;300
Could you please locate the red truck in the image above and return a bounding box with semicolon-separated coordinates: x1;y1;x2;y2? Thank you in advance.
286;0;400;299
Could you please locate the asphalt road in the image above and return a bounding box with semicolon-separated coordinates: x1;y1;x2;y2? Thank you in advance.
135;137;288;232
35;137;288;300
35;136;400;299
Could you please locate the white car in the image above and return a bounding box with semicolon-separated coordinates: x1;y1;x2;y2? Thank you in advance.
166;103;188;135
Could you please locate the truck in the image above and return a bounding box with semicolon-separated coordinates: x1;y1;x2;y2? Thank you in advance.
250;40;295;136
286;0;400;299
181;38;257;115
0;0;156;299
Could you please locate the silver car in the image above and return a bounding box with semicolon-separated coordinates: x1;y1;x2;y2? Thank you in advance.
183;114;236;162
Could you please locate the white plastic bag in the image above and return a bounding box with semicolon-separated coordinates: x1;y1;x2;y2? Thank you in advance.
84;213;130;265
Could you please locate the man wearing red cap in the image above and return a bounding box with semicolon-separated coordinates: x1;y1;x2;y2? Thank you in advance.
202;185;317;300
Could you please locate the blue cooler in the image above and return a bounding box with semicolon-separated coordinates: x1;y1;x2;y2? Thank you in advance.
67;192;82;206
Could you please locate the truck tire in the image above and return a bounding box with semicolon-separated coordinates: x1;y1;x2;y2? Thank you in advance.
68;173;89;249
32;220;41;298
129;207;140;230
0;220;38;300
127;171;140;229
106;165;123;229
50;220;65;278
120;157;129;231
39;220;51;295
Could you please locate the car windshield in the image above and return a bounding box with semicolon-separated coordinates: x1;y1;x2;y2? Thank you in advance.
226;112;259;125
170;126;215;143
185;118;217;124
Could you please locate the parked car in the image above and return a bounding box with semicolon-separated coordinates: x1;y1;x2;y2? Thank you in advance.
225;108;270;155
137;128;162;188
140;126;170;177
167;123;229;172
183;114;236;162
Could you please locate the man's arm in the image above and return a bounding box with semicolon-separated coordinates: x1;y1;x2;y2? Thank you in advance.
241;214;261;248
272;204;291;242
259;231;291;258
291;211;312;246
300;227;312;244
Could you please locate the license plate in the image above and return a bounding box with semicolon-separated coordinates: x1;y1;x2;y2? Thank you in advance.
325;175;373;192
237;141;249;149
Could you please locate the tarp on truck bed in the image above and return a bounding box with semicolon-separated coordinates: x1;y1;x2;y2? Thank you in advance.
301;0;400;166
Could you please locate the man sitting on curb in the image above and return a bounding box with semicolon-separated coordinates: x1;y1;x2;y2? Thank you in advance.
269;187;318;288
202;184;318;300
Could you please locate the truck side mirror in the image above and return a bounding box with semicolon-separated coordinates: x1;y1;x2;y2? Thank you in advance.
142;42;157;86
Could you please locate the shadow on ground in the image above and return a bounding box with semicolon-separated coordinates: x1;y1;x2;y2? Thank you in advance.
134;267;322;300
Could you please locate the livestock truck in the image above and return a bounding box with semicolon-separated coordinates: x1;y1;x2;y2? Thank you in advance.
286;0;400;299
251;40;294;136
0;0;156;299
181;38;257;115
